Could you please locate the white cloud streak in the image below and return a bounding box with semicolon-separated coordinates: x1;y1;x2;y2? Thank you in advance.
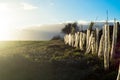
20;2;38;10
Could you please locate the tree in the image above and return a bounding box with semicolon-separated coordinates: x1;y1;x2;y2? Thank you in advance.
88;22;94;31
61;22;79;34
51;35;62;40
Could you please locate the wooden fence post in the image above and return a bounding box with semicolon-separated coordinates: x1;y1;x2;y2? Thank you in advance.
79;32;83;50
95;28;99;54
111;19;118;59
98;35;104;57
64;34;69;45
82;32;86;50
85;31;94;54
74;32;79;48
86;29;91;49
68;33;72;46
116;63;120;80
71;34;75;47
107;25;111;56
104;24;109;70
91;36;96;54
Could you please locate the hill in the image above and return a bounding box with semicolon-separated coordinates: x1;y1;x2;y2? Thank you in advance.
0;40;118;80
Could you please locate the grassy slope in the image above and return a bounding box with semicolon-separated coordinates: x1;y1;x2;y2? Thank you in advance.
0;40;118;80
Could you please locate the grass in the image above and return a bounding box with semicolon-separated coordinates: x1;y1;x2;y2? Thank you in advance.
0;40;118;80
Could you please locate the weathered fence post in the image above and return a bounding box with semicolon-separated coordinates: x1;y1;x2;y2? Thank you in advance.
116;63;120;80
79;32;83;50
111;19;118;59
85;31;94;54
104;24;110;70
86;29;91;49
64;34;66;44
91;35;96;54
95;28;99;54
98;35;104;57
74;32;79;48
107;25;111;56
68;33;72;46
82;32;86;50
71;34;75;47
64;34;69;45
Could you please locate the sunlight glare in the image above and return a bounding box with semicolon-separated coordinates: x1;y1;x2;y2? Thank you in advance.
0;3;15;40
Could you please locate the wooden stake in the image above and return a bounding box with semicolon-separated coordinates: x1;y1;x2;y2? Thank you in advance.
104;24;109;70
116;64;120;80
86;29;91;49
95;28;99;54
111;18;118;59
98;35;104;57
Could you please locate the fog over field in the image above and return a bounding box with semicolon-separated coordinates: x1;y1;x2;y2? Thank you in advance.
13;23;65;40
12;21;115;40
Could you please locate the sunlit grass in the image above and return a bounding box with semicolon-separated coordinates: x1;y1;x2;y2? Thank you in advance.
0;40;117;80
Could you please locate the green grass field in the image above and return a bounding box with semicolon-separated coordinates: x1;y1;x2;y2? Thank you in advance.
0;40;117;80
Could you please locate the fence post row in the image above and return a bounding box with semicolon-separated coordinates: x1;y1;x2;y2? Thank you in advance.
64;20;118;72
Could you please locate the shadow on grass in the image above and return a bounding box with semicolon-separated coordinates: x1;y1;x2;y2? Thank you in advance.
0;40;117;80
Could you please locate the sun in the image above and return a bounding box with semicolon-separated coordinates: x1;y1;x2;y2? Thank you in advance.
0;3;14;40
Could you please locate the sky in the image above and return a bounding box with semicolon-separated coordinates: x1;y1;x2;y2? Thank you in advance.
0;0;119;40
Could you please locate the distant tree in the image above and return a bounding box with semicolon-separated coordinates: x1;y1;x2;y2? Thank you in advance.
51;35;62;40
61;23;72;34
88;22;94;31
61;22;79;34
71;22;79;33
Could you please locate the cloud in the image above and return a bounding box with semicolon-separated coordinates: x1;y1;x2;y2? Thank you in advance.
20;2;38;10
50;2;54;6
78;20;89;24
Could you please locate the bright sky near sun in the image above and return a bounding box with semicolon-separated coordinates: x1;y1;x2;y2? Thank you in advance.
0;0;119;40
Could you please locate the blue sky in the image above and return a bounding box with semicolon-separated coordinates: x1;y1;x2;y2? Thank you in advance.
0;0;120;28
23;0;120;23
26;0;120;22
0;0;119;40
